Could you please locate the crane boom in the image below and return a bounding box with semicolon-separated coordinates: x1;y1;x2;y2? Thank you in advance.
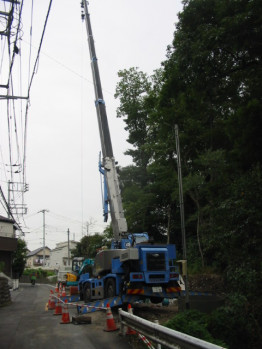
82;1;128;242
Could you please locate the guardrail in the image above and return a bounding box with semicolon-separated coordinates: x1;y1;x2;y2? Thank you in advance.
118;308;225;349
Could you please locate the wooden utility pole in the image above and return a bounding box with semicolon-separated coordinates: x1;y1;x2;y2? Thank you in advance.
175;124;190;309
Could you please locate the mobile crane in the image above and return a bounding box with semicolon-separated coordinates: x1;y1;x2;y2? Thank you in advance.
78;1;181;306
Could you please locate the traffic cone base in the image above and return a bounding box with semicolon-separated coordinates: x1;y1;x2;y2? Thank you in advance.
60;300;70;324
104;304;118;332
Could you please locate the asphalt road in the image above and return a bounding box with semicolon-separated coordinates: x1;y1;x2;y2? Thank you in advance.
0;283;132;349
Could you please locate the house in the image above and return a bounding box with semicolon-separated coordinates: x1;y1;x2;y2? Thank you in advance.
0;215;18;277
26;247;51;268
49;240;77;271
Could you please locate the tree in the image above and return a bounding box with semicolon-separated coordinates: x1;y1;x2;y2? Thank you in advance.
12;239;27;278
114;1;262;346
115;67;153;172
71;232;111;259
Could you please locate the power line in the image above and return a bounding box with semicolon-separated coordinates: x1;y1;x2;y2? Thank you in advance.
22;0;53;188
6;0;24;90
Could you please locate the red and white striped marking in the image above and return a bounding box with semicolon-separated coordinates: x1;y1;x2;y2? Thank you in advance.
138;333;155;349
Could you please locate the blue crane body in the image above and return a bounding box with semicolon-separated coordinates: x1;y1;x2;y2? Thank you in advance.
79;1;181;305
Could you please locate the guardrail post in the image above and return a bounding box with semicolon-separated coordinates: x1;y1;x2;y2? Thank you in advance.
154;320;161;349
118;308;125;335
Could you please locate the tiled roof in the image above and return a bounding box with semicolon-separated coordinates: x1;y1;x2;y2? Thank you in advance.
26;246;51;257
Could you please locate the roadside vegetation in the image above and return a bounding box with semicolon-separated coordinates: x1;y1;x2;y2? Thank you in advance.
111;1;262;348
23;268;55;278
12;238;27;278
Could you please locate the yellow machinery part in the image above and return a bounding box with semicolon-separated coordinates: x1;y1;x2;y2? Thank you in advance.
66;272;77;282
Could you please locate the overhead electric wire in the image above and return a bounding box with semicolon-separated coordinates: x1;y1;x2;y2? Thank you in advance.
27;0;33;89
22;0;53;188
6;0;24;89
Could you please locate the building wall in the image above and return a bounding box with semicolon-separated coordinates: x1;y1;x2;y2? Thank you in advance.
26;248;51;268
49;241;77;270
0;236;17;277
0;251;12;277
0;221;15;238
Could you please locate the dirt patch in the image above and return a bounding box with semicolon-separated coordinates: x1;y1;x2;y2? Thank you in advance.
132;302;179;324
188;274;225;294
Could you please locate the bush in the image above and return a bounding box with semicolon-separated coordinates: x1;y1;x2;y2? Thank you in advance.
165;293;262;349
208;294;262;349
164;310;226;347
23;268;55;278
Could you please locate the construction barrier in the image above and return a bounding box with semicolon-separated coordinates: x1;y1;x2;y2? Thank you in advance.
69;286;79;295
138;333;155;349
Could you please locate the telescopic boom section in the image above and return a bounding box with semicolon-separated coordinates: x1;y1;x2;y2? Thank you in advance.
82;1;128;241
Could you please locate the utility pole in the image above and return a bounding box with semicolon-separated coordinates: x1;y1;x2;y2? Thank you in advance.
175;124;190;309
38;209;49;267
67;228;70;266
7;180;11;218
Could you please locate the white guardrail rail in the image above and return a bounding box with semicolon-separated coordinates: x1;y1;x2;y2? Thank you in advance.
118;308;225;349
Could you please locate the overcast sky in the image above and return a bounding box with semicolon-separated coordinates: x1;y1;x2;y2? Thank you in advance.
0;0;183;251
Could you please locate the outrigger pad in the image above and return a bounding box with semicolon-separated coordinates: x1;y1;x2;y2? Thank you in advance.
72;314;92;325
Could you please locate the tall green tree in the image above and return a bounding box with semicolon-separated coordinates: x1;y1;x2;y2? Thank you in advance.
12;238;27;278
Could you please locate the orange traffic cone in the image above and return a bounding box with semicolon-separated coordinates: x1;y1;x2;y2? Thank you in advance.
48;289;53;307
59;283;62;294
126;304;136;335
55;283;59;293
53;294;63;315
48;290;56;310
60;299;70;324
104;303;118;332
61;285;66;297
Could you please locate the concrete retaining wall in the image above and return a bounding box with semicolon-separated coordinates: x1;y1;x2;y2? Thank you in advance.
178;295;225;314
0;277;11;307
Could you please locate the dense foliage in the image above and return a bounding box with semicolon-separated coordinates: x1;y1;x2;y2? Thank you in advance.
12;238;27;278
165;309;227;347
114;1;262;348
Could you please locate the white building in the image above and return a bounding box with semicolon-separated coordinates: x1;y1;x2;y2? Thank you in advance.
49;240;77;271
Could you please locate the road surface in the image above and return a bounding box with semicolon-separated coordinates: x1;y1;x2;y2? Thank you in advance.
0;283;132;349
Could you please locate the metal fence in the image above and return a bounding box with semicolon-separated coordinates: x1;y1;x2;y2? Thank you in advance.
118;308;225;349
